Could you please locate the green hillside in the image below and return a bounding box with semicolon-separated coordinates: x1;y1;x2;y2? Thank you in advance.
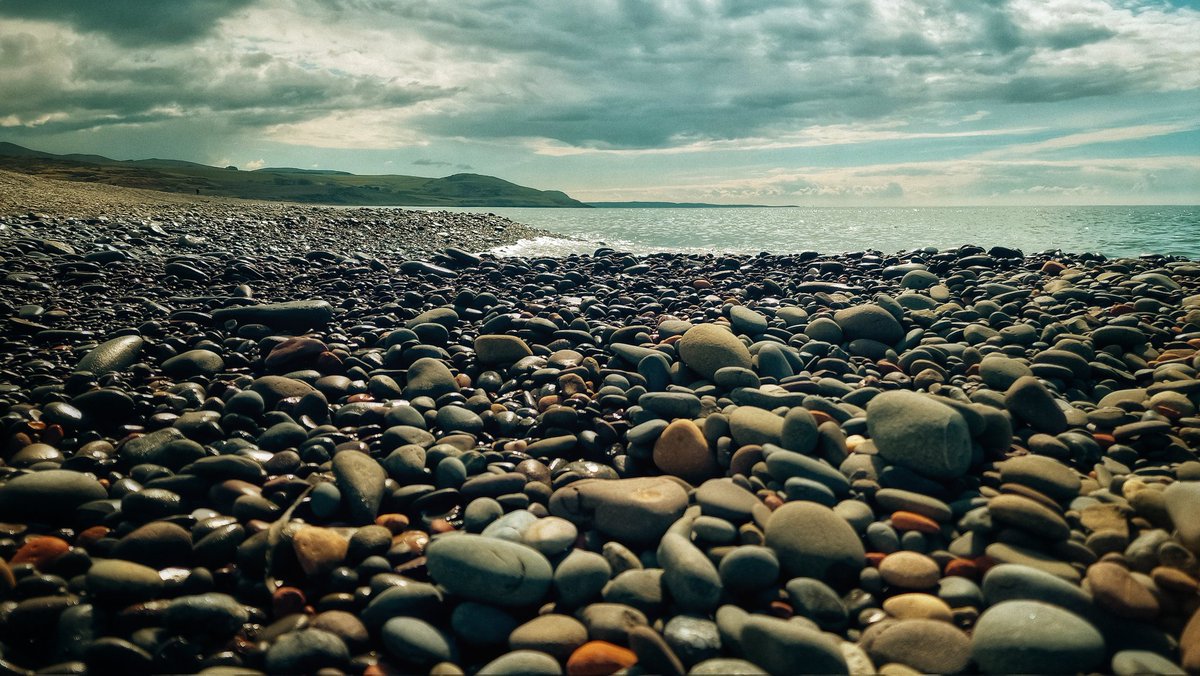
0;142;586;207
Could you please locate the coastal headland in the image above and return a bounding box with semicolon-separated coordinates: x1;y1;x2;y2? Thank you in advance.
1;172;1199;674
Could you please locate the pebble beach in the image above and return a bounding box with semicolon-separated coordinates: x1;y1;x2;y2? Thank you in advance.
3;171;1200;675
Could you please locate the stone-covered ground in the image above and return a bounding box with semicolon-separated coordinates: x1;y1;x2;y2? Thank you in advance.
1;186;1200;675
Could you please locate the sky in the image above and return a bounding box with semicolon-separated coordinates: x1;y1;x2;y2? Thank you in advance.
1;0;1198;206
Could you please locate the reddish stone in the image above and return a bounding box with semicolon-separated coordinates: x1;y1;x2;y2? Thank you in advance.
892;511;941;534
11;536;70;569
567;641;638;676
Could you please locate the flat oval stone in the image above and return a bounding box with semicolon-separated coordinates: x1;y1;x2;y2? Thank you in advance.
988;494;1070;541
981;564;1093;616
972;600;1104;674
0;469;108;525
76;335;144;376
740;615;848;675
998;455;1081;504
861;618;971;674
1086;561;1159;620
426;534;552;607
381;616;457;667
549;477;688;546
212;299;334;330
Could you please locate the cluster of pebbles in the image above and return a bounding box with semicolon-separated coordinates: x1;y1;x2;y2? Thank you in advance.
1;201;1200;675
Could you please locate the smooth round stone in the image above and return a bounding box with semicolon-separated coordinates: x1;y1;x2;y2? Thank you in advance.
450;602;519;645
522;516;578;555
404;357;460;400
332;450;386;525
780;407;819;454
310;482;342;519
740;615;848;675
640;392;703;420
696;478;760;523
359;581;444;630
784;578;847;630
9;443;64;467
509;614;589;661
938;576;983;609
653;419;717;484
162;349;225;378
1111;649;1186;676
658;532;722;612
164;594;249;636
719;546;780;593
1086;561;1159;620
553;550;611;609
250;375;316;408
764;502;865;588
436;406;484;435
678;324;753;380
867;391;972;479
426;534;552;606
729;406;784;447
257;421;308;452
85;559;164;603
550;477;689;546
971;600;1105;674
382;617;457;667
1005;376;1068;434
576;603;650;645
833;500;875;535
479;650;562;675
475;334;533;365
292;526;349;577
987;494;1070;541
690;658;768;675
730;305;768;335
878;551;941;589
979;356;1034;391
873;488;951;522
0;469;107;525
861;618;971;674
834;304;903;344
1164;481;1200;554
998;455;1080;503
714;367;761;390
881;593;952;622
76;335;144;376
482;509;539;542
265;628;349;673
112;522;192;568
603;569;664;616
663;614;722;666
984;542;1081;583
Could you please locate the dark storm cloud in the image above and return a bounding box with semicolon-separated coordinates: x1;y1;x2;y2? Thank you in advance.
0;0;255;46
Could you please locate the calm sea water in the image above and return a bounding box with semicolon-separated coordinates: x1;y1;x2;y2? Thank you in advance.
412;205;1200;259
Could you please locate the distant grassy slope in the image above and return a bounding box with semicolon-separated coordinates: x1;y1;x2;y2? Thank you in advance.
0;142;587;207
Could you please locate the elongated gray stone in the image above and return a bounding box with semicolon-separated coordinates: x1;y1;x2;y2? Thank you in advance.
76;335;144;375
212;299;334;330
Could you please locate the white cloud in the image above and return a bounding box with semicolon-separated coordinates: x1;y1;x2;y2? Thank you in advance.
243;158;264;170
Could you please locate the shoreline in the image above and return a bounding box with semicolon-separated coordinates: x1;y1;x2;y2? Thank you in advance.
1;178;1199;673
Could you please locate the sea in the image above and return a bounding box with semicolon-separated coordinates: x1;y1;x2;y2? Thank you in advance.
408;205;1200;260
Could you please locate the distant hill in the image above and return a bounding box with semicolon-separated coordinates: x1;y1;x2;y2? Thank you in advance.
588;201;775;208
0;142;587;207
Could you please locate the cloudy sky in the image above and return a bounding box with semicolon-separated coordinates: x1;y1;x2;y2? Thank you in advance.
1;0;1198;205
